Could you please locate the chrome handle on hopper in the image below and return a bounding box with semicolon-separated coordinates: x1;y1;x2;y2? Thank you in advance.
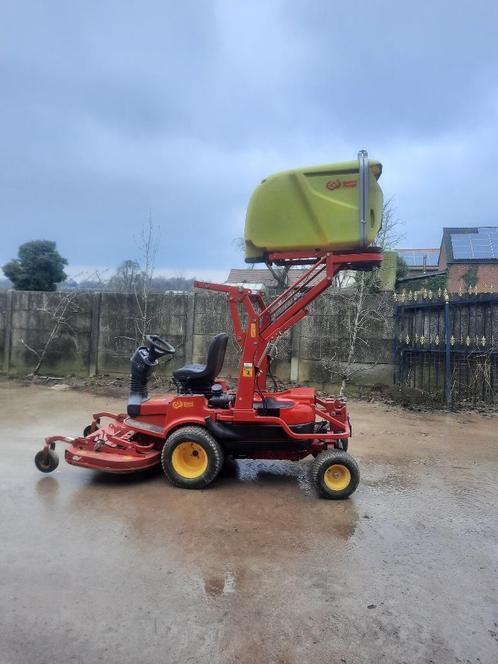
358;149;369;246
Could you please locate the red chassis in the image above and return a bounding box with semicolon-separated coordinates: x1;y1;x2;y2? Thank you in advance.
38;249;382;477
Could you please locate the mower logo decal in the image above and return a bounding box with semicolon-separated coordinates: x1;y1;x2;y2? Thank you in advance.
326;179;357;191
242;363;253;377
172;400;195;409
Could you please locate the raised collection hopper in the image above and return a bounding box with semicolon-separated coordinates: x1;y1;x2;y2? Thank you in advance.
245;150;383;262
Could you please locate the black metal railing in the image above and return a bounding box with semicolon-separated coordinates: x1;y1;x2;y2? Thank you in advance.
394;289;498;404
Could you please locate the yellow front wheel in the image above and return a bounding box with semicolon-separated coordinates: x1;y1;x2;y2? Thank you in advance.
311;450;359;499
162;426;224;489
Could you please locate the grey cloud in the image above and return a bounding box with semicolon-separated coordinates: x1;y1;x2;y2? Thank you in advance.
1;0;497;275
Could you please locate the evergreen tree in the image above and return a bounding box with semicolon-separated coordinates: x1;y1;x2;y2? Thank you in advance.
3;240;68;291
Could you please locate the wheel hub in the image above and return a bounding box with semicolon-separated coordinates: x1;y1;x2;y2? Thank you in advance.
171;442;208;479
323;464;351;491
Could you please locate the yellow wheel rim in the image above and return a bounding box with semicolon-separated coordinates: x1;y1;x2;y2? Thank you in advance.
171;442;208;479
323;464;351;492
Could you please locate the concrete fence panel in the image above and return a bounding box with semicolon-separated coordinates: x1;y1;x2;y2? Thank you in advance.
0;289;395;387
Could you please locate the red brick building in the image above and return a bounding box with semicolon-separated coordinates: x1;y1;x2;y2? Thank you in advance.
439;227;498;293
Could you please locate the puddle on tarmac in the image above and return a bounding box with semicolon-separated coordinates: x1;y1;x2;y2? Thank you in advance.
35;476;60;504
4;384;498;664
229;458;314;495
202;570;238;598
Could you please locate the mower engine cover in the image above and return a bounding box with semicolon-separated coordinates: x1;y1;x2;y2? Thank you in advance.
244;151;383;263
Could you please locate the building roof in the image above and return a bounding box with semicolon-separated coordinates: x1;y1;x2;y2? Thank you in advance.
441;227;498;263
397;248;439;268
226;268;279;286
226;267;315;287
225;281;266;291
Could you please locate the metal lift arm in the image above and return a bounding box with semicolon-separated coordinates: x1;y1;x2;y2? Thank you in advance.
195;249;382;411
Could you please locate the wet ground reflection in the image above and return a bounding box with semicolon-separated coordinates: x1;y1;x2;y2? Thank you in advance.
2;384;498;664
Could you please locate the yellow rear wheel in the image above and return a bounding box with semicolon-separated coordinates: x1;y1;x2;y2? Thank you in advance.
323;464;351;492
311;450;359;499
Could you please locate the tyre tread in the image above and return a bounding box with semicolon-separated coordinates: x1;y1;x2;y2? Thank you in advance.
311;449;359;500
161;425;223;490
34;449;59;473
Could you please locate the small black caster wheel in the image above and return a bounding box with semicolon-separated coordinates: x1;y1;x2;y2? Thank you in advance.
83;423;100;436
34;449;59;473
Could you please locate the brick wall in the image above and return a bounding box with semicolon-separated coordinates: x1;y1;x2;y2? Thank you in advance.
447;264;498;293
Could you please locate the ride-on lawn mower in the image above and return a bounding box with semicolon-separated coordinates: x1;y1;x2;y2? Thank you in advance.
35;151;383;499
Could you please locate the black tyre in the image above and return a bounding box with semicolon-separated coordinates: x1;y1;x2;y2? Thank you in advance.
83;424;100;437
311;450;359;500
34;449;59;473
161;426;224;489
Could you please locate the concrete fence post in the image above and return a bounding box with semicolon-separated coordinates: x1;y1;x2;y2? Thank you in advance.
290;323;300;382
88;292;102;377
3;290;13;375
184;292;195;364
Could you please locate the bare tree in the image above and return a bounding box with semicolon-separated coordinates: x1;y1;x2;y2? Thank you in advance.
332;199;404;291
232;234;291;291
231;235;245;253
107;260;141;293
20;267;110;376
322;198;402;392
320;282;392;395
108;215;161;346
375;197;405;250
266;263;291;291
20;289;81;377
134;214;159;343
334;269;355;289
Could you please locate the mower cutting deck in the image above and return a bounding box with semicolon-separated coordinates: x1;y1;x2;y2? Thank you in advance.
35;151;383;499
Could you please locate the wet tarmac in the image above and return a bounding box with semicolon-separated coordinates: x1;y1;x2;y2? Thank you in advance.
1;383;497;664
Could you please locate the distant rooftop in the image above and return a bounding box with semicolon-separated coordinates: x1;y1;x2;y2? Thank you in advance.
442;227;498;263
397;248;439;268
227;268;310;285
226;267;323;288
226;268;278;287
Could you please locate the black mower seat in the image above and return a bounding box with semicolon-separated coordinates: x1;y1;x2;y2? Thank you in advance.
173;333;228;393
173;363;206;379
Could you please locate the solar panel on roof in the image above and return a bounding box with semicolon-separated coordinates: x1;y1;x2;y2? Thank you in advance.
450;228;498;260
398;250;439;267
398;252;416;265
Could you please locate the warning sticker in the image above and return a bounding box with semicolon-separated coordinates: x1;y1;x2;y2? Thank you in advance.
242;363;254;377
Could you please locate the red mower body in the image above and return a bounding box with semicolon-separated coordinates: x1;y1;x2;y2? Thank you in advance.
37;248;381;498
54;385;350;473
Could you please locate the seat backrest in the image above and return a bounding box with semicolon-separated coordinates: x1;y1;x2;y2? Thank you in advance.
205;333;228;380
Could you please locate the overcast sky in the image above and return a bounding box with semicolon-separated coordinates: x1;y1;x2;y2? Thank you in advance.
1;0;498;281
